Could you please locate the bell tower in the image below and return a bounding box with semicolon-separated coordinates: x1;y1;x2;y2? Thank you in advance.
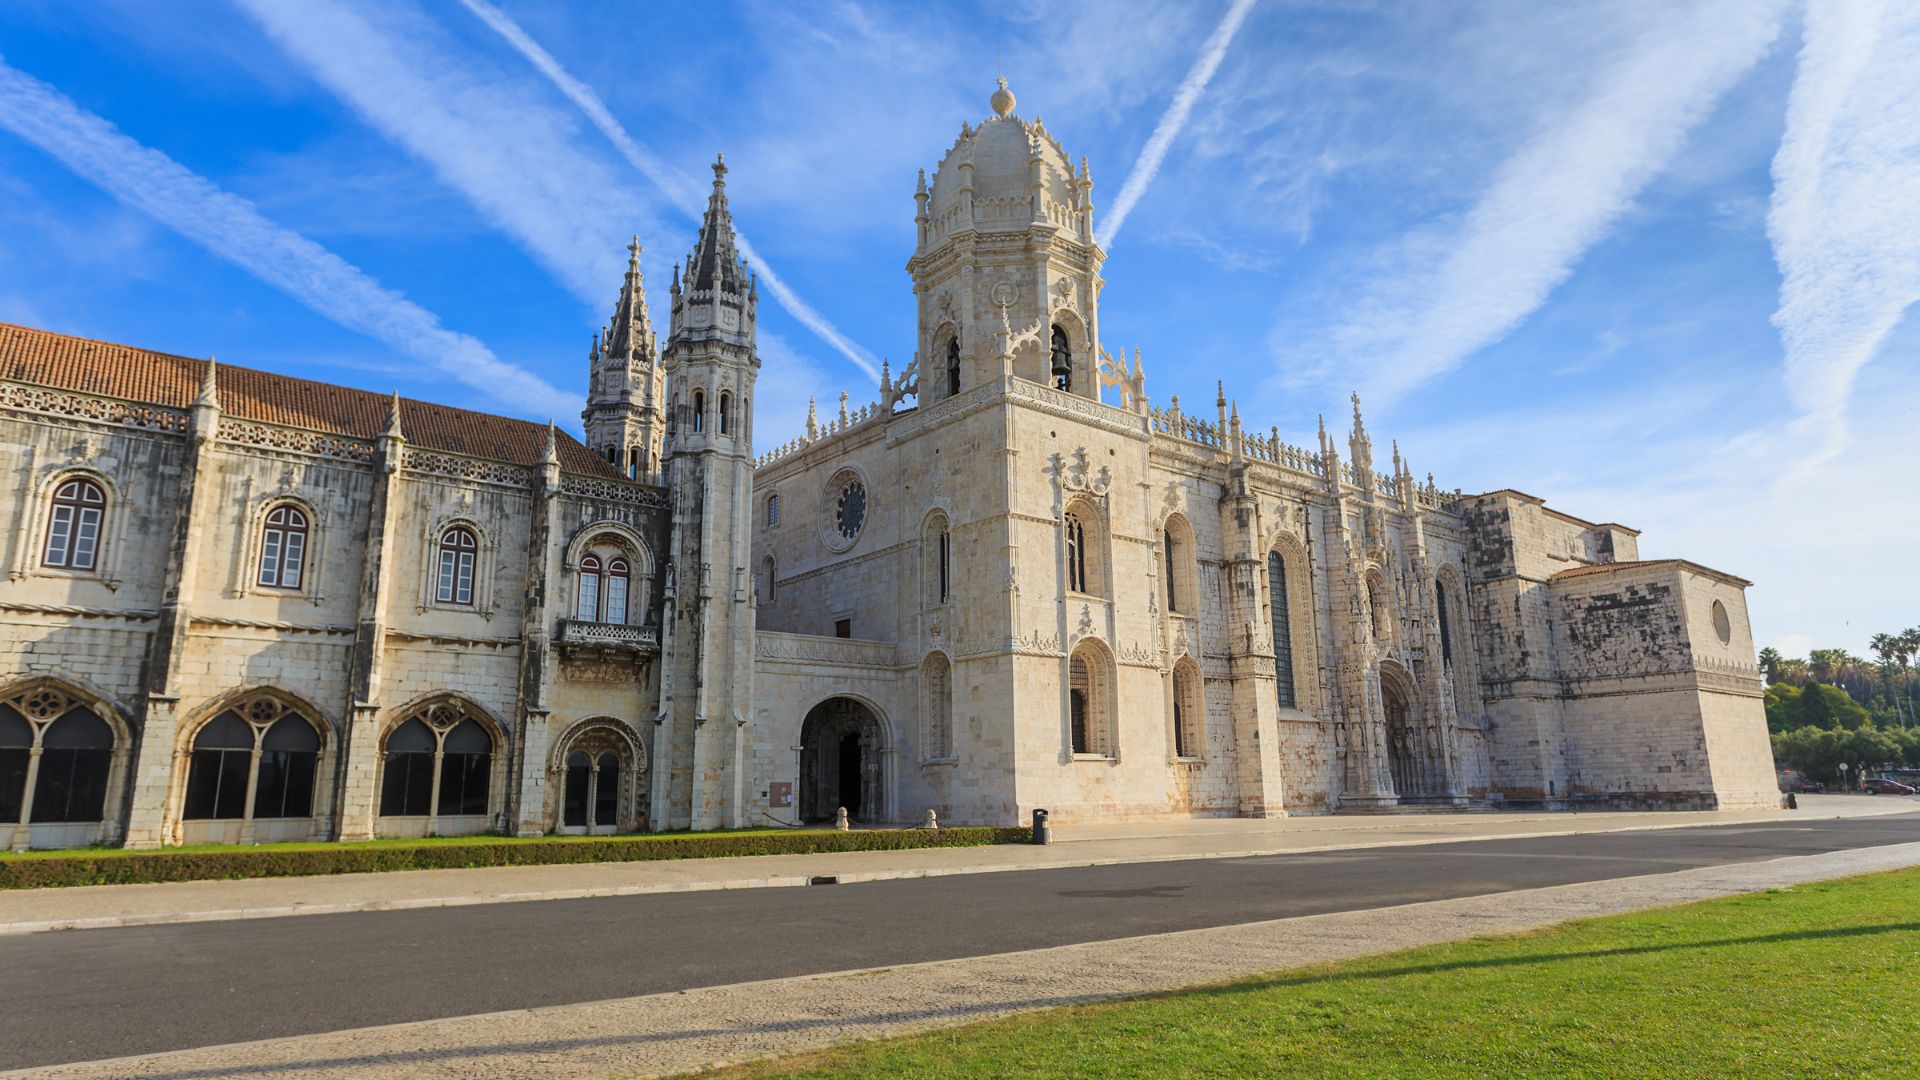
653;155;759;830
907;78;1106;403
582;237;666;481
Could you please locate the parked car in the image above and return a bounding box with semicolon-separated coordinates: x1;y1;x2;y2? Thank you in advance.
1864;778;1917;796
1791;778;1825;793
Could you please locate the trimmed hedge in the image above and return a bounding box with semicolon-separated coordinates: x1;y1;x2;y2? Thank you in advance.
0;827;1031;890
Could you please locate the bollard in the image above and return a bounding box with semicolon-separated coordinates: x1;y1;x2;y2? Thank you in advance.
922;808;939;830
834;806;850;831
1786;792;1798;810
1031;807;1050;845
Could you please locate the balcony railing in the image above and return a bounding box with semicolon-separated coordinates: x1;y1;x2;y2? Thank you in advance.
556;619;659;654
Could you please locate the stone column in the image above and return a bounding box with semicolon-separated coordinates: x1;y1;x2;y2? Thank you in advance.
510;428;563;836
335;403;404;841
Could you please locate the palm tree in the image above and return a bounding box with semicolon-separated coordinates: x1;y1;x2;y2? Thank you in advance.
1758;646;1784;684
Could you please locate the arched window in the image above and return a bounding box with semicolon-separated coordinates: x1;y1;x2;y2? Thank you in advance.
605;558;631;625
767;493;781;528
1067;643;1115;757
718;392;732;434
378;702;494;825
1162;516;1196;614
1268;551;1297;709
1049;324;1072;392
31;709;114;824
43;477;105;570
691;390;705;433
1065;512;1087;594
925;513;951;607
576;555;602;621
562;750;620;829
437;526;478;605
761;555;777;604
1436;585;1454;666
257;504;309;589
0;688;117;829
922;652;953;760
946;337;961;398
1172;658;1204;759
183;701;321;822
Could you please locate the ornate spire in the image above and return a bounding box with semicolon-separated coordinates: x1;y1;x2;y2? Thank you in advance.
1348;391;1374;486
688;155;747;296
603;235;657;362
382;390;404;440
542;420;560;466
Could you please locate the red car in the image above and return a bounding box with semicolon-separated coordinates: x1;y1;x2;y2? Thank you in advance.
1864;778;1917;796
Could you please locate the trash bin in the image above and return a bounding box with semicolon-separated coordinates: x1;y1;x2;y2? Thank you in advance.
1031;808;1050;845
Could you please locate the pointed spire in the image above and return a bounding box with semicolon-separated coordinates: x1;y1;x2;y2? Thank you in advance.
382;390;404;440
805;397;819;441
603;235;656;362
542;420;560;466
688;154;746;295
196;357;219;409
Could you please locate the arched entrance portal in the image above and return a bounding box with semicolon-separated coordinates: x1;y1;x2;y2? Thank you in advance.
799;698;885;824
1382;676;1421;799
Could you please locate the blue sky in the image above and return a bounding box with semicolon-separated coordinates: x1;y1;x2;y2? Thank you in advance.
0;0;1914;658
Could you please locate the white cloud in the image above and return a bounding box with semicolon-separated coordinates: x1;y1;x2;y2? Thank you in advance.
1096;0;1257;250
455;0;881;380
1767;0;1920;464
0;57;574;418
234;0;666;309
1284;0;1787;403
752;332;856;450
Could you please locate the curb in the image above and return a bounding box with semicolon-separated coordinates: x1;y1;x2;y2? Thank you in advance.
1;803;1909;936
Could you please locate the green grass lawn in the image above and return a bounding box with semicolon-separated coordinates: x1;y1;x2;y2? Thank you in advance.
710;867;1920;1078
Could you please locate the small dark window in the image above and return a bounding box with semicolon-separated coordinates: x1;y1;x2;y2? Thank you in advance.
1164;530;1178;612
719;393;732;434
0;705;30;824
29;709;113;824
1070;656;1090;754
1437;586;1454;666
43;478;105;570
946;337;961;397
1050;324;1072;392
379;717;437;817
438;719;491;817
257;505;309;589
692;390;705;433
938;529;951;603
767;493;780;528
834;618;852;639
1065;513;1087;593
437;526;478;605
594;752;620;826
563;751;591;828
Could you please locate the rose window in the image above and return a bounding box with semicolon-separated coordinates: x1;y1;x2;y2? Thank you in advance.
835;480;866;541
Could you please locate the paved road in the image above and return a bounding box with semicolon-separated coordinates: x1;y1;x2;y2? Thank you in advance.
5;813;1916;1071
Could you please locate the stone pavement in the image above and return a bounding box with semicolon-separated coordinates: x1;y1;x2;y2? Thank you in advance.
0;795;1906;935
15;830;1919;1079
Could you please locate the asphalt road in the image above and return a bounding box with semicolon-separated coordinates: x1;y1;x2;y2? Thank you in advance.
3;812;1916;1071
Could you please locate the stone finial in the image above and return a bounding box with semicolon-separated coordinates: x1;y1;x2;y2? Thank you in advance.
542;420;560;466
805;397;819;441
627;234;642;266
382;390;405;440
990;76;1015;118
196;357;219;410
838;390;850;425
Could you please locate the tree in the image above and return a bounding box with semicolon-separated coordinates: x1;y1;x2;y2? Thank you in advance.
1758;646;1784;685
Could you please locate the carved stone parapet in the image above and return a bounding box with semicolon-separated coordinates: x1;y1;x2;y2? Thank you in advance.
0;380;188;433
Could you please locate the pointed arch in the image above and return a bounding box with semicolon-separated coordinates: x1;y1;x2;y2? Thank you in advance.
922;507;953;608
375;694;508;837
1062;496;1108;597
177;688;332;844
549;716;647;833
920;651;954;762
1170;655;1205;760
1067;638;1117;758
1160;512;1198;615
1264;530;1319;713
0;677;134;849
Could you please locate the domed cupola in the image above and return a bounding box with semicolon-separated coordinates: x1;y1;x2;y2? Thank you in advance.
908;79;1106;404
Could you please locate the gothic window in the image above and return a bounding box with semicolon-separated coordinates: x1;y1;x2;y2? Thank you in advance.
378;702;494;820
1049;324;1072;392
833;476;866;542
925;513;952;607
604;558;631;625
922;652;953;760
1436;585;1454;666
1172;658;1204;758
1162;515;1196;614
692;390;705;433
42;477;105;570
946;336;961;398
719;392;732;435
183;698;321;822
1068;642;1115;756
1268;551;1297;709
767;493;780;528
257;504;309;590
0;688;117;827
563;750;623;829
1065;513;1087;594
437;526;478;605
760;555;776;604
627;447;644;479
577;555;602;621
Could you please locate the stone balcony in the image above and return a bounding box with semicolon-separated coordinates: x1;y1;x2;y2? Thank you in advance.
555;619;660;656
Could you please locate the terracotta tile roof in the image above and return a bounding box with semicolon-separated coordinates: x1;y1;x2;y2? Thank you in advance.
0;322;622;479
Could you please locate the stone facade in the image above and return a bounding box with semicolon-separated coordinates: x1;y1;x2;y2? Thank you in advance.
0;81;1777;849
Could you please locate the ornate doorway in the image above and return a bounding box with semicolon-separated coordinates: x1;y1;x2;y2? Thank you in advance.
552;722;641;834
1382;673;1421;799
799;698;885;823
